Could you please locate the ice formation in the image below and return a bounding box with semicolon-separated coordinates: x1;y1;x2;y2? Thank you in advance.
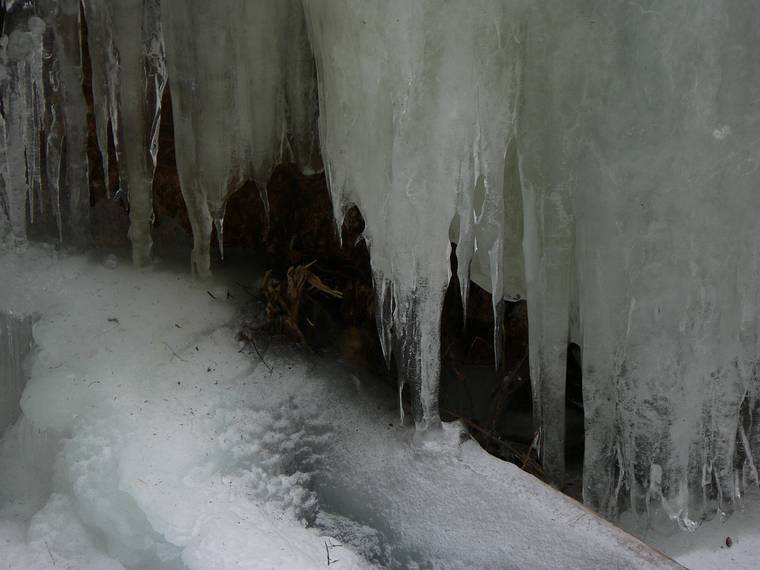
0;3;48;246
516;2;760;526
305;0;760;527
0;0;91;247
304;0;521;431
0;0;758;530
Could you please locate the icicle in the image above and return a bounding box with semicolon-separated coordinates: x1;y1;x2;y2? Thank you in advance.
25;16;45;222
213;214;224;261
257;184;271;241
373;272;394;370
44;112;63;246
2;36;31;246
45;0;90;244
398;381;405;425
80;0;112;196
451;156;475;326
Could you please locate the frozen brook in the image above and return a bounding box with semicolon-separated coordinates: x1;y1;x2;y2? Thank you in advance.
0;247;754;569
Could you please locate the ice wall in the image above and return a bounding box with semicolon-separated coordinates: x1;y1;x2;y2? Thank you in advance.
565;1;760;526
512;0;760;525
306;0;760;527
161;0;316;276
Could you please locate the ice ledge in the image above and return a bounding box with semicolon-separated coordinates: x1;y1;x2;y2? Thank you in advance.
283;343;683;569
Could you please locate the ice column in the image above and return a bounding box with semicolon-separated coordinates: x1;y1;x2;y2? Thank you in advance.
44;0;90;244
161;0;316;276
0;312;35;432
0;4;46;247
83;0;166;266
305;0;521;429
517;1;588;489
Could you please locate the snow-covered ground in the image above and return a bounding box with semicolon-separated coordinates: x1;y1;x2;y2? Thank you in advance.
0;246;749;568
0;247;370;569
627;487;760;570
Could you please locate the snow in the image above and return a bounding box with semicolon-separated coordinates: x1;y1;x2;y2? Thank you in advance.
0;246;680;569
626;487;760;570
0;247;369;569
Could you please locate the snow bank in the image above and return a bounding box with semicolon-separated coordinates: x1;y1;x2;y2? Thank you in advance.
0;247;370;569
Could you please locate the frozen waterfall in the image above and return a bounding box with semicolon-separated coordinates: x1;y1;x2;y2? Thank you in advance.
0;0;759;530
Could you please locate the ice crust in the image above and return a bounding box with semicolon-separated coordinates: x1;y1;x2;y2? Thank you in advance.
0;0;758;529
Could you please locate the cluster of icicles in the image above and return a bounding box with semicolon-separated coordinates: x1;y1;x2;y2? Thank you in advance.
1;0;759;530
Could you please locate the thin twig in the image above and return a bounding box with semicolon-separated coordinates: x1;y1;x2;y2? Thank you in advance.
249;337;273;373
324;540;341;566
162;341;188;362
45;542;56;566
